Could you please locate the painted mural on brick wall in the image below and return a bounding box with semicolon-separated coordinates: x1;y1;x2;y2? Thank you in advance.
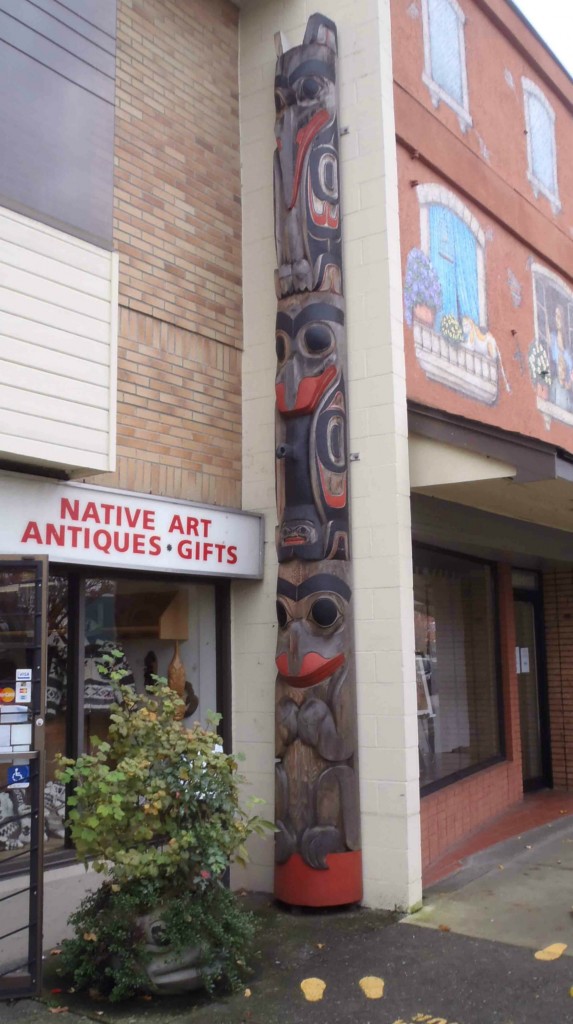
528;264;573;429
404;184;510;405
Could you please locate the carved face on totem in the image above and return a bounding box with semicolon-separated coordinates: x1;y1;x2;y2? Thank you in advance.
276;373;349;562
275;568;351;687
275;292;344;415
274;15;341;296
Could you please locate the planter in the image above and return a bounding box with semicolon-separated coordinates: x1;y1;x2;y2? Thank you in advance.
137;911;203;995
413;303;435;327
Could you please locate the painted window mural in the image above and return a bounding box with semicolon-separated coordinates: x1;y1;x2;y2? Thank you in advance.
405;184;510;405
529;265;573;428
421;0;472;131
522;79;560;213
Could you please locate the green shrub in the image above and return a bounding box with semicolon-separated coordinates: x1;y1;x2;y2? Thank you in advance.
56;677;271;1000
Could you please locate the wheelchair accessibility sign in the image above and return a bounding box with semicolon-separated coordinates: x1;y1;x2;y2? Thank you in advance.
8;764;30;789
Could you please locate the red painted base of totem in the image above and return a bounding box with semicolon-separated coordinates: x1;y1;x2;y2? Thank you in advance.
274;850;362;907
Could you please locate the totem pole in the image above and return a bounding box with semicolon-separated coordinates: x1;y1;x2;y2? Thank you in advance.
272;13;362;907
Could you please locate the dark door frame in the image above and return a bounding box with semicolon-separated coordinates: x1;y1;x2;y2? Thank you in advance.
513;585;553;791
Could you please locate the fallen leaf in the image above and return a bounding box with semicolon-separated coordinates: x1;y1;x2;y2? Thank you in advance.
83;932;97;942
140;994;153;1001
315;942;326;949
438;924;451;932
301;978;326;1002
498;864;504;870
359;976;384;999
534;943;567;961
48;1008;68;1015
244;988;252;998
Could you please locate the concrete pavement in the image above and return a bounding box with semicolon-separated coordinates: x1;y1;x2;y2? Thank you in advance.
1;815;573;1024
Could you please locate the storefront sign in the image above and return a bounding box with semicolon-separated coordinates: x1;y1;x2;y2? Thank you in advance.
0;474;264;578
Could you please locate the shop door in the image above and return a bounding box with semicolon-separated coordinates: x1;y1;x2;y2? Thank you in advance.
0;558;47;999
514;592;551;790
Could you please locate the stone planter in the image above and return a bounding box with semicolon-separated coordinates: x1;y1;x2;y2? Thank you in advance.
136;911;204;995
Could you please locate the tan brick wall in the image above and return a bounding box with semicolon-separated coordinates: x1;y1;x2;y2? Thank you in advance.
87;0;243;506
114;0;242;347
95;307;242;507
543;570;573;789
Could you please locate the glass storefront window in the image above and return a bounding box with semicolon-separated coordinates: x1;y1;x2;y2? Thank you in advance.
413;546;503;790
1;569;219;867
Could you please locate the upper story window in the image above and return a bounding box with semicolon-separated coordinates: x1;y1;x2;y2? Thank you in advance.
522;79;560;213
421;0;472;132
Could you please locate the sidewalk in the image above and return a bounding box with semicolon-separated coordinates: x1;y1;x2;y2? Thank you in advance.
3;817;573;1024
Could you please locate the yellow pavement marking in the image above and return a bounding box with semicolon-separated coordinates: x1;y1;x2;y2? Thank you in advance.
359;976;385;999
300;978;326;1001
534;943;568;961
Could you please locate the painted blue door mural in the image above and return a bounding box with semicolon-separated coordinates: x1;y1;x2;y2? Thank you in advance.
404;191;511;406
429;205;479;329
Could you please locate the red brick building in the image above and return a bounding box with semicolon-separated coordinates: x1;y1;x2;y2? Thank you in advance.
393;0;573;871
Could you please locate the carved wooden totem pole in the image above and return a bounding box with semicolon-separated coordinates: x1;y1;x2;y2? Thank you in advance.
273;13;362;907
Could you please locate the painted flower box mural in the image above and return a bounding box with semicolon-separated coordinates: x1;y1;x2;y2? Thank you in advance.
405;185;511;405
528;265;573;429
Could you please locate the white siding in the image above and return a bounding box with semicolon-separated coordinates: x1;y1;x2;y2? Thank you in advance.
0;205;117;475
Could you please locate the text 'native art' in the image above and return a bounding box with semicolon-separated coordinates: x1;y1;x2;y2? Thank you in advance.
272;12;362;907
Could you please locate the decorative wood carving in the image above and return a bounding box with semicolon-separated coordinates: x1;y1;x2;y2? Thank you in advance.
273;14;362;907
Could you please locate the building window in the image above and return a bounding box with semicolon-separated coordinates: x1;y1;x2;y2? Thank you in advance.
421;0;472;132
529;264;573;428
1;570;219;865
413;546;504;791
522;79;560;213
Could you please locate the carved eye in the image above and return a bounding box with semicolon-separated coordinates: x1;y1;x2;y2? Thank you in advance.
150;922;169;947
276;601;289;629
309;597;340;628
275;331;289;364
303;324;333;355
298;77;321;101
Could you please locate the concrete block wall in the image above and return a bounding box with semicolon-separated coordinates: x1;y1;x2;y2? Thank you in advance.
234;0;422;910
90;0;243;505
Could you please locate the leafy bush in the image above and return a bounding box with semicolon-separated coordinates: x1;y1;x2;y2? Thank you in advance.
55;677;271;999
58;877;256;1002
403;248;442;326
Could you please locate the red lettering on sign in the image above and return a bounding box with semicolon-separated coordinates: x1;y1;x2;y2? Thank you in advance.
21;521;42;543
60;498;79;521
227;546;237;565
149;536;162;556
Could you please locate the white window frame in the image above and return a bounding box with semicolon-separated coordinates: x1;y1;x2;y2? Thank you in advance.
421;0;472;133
522;78;561;213
417;183;486;326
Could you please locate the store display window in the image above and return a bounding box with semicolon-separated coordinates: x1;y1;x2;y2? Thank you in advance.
413;545;504;791
1;568;222;866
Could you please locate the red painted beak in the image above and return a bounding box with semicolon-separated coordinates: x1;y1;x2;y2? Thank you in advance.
276;651;345;687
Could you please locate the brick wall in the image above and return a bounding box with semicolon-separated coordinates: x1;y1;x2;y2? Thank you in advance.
421;564;523;869
88;0;243;506
96;307;242;507
543;570;573;789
